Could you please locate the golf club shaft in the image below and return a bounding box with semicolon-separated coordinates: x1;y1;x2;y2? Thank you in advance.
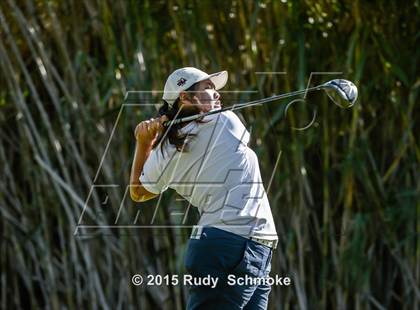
163;84;323;127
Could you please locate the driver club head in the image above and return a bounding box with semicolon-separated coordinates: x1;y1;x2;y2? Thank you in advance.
322;79;358;109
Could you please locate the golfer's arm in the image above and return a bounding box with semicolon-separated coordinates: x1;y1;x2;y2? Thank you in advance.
129;142;158;202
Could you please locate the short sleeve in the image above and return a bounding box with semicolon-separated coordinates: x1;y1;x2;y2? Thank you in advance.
139;149;169;194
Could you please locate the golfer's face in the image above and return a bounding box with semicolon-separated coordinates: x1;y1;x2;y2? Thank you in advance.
193;79;221;112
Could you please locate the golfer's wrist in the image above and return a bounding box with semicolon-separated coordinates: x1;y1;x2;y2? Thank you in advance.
136;139;153;150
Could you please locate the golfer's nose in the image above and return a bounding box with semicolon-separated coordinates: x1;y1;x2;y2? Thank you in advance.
214;91;220;100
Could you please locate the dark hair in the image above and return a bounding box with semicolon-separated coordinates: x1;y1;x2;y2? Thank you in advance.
152;83;204;154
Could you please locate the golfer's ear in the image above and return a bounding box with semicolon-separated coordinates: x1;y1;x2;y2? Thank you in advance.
179;91;189;104
179;91;188;103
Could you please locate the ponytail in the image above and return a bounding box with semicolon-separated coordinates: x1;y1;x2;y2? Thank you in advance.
158;101;170;117
153;82;212;155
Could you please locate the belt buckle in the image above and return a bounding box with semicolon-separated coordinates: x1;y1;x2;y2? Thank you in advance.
190;225;203;239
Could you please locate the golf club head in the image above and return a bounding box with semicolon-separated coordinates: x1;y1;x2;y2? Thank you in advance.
322;79;358;109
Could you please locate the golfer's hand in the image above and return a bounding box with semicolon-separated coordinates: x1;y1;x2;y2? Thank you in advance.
134;116;168;146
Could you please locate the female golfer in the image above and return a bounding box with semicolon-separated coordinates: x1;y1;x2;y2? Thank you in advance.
130;67;278;309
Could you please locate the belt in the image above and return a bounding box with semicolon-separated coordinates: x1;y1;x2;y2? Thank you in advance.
190;226;278;249
250;237;278;249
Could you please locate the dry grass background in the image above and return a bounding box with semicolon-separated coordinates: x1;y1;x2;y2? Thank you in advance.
0;0;419;309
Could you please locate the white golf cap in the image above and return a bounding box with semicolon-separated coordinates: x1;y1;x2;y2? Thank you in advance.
162;67;228;108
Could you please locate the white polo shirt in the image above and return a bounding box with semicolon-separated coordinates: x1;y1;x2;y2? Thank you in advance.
140;110;278;240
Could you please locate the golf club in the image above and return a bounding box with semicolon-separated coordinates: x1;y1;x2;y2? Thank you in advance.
162;79;358;127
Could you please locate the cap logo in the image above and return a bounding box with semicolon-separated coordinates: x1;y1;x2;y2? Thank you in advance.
177;77;187;86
